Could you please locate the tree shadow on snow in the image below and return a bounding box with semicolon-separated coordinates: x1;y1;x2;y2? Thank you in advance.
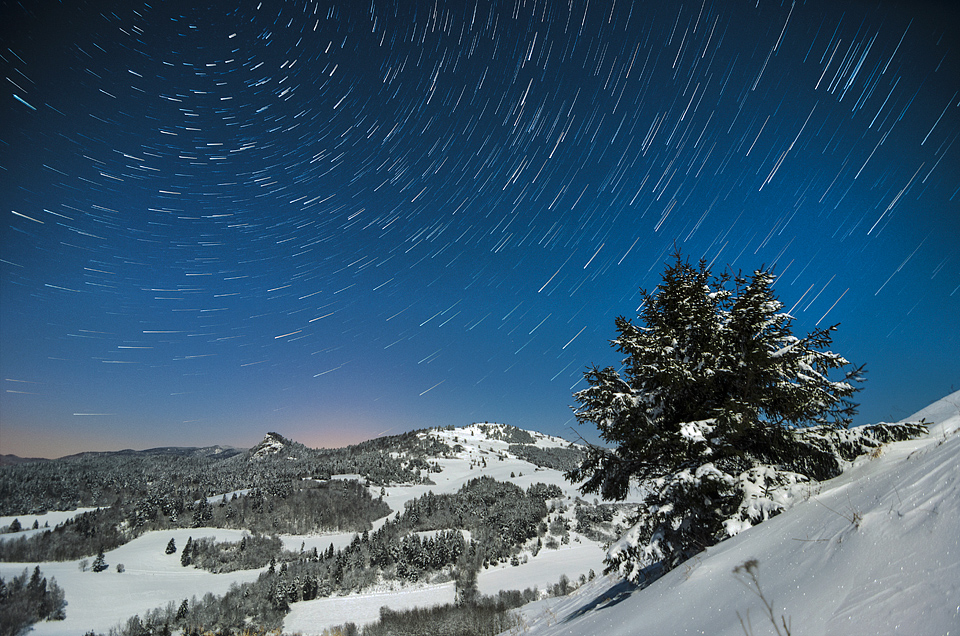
563;564;664;623
563;579;639;622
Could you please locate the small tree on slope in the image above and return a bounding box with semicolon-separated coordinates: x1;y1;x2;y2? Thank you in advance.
567;252;924;583
91;547;108;573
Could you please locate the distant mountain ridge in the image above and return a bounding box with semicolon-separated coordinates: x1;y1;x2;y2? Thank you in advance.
0;445;244;465
0;423;584;516
0;454;50;467
2;422;575;465
64;445;244;461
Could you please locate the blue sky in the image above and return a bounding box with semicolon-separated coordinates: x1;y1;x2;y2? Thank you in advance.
1;0;957;457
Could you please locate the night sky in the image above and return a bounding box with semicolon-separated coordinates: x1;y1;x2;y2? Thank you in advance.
2;0;957;458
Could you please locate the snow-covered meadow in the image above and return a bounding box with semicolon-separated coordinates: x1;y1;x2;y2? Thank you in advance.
0;528;261;635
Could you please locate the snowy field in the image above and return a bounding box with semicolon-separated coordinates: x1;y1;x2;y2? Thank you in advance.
284;583;456;634
476;540;603;597
0;508;100;540
0;528;263;636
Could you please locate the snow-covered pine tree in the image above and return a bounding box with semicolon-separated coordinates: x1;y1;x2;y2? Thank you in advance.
91;547;108;573
176;598;189;622
568;252;923;583
180;537;193;567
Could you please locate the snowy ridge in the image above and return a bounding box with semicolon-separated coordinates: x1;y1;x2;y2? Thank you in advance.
426;422;577;452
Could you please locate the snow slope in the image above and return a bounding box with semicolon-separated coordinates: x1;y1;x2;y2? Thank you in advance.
285;425;615;635
510;391;960;636
1;423;607;635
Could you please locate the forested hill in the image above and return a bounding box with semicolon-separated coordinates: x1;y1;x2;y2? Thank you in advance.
0;423;583;516
0;422;602;636
0;454;50;467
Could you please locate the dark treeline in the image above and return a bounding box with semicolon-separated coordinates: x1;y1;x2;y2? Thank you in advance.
179;533;286;574
101;584;288;636
573;500;622;543
0;506;128;562
0;452;250;517
310;430;453;483
359;593;527;636
0;566;67;636
507;444;584;472
0;479;390;563
143;479;392;536
398;477;562;565
470;423;537;444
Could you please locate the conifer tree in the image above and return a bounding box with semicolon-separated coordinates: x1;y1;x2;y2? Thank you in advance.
91;547;108;573
176;599;189;622
180;537;193;567
165;538;177;555
567;252;915;582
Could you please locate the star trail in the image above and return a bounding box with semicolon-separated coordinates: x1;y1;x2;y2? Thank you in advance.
1;0;958;457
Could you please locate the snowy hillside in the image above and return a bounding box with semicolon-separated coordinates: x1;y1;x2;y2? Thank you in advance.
284;424;632;634
0;422;624;635
509;392;960;636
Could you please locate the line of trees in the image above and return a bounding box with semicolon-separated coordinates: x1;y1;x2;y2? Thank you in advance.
178;533;286;574
0;480;390;564
0;566;67;636
0;430;454;518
